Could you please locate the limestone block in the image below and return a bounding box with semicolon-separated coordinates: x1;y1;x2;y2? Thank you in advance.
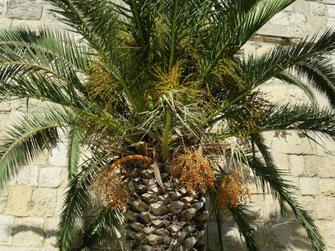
310;2;328;16
39;168;62;188
273;153;289;174
272;132;317;155
307;15;328;34
241;42;256;56
50;143;68;166
320;179;335;196
43;3;62;22
318;197;335;220
318;157;335;178
56;186;66;216
299;178;319;195
45;218;60;247
316;138;335;156
291;0;310;14
7;0;43;20
0;0;5;16
259;84;289;104
16;166;38;187
263;221;294;250
0;215;14;245
30;188;57;217
207;221;221;250
257;24;293;38
292;223;313;250
270;12;290;26
299;196;318;216
319;221;335;250
288;13;306;25
13;217;44;247
289;155;305;177
0;101;11;112
221;222;244;248
255;43;274;56
0;189;8;214
8;186;32;216
288;86;308;104
328;5;335;18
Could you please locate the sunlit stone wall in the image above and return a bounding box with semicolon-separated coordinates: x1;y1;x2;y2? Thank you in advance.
0;0;334;250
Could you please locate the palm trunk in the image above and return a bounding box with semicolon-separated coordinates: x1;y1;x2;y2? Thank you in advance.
124;164;208;250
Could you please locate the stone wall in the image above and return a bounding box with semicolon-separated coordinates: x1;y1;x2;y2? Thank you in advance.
0;0;334;250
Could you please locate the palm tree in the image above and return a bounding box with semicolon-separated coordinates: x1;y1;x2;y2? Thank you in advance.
0;0;335;250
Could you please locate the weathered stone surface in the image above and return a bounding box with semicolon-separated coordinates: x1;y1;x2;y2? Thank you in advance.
49;143;68;166
0;101;11;112
13;217;44;247
320;179;335;196
300;178;319;195
8;186;32;216
318;197;335;220
289;155;305;177
45;218;59;247
16;166;38;187
7;0;43;20
30;188;57;217
39;168;62;187
0;190;8;214
318;158;335;178
0;215;14;245
272;133;316;155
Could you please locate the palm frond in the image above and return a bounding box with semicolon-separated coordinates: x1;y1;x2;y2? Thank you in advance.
46;0;138;111
57;154;113;250
248;156;325;251
228;205;259;251
67;128;84;180
80;207;123;249
203;0;296;76
294;57;335;107
0;106;75;190
275;71;316;104
218;104;335;140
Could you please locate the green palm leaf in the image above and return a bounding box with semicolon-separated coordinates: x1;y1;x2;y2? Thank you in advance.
0;106;75;189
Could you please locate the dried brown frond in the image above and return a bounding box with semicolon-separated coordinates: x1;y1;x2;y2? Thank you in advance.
90;167;129;209
171;148;216;193
215;170;252;211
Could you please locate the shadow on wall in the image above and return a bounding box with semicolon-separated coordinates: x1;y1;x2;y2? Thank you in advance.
207;209;312;251
8;220;120;250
